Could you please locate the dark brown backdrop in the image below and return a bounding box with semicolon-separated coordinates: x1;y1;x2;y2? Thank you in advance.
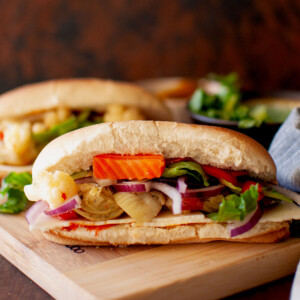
0;0;299;93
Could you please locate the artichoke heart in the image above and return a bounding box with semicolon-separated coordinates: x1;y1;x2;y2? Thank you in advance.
114;191;165;223
75;183;124;221
203;194;224;213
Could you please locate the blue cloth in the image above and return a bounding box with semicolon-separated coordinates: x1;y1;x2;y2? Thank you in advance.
269;108;300;192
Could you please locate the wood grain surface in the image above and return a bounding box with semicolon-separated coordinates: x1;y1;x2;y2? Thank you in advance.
0;255;295;300
0;212;299;300
0;0;300;92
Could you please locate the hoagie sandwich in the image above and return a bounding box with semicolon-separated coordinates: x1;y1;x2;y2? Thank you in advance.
0;79;171;177
24;121;300;245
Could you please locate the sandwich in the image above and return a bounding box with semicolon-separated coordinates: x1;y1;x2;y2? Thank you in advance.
24;121;300;245
0;78;171;177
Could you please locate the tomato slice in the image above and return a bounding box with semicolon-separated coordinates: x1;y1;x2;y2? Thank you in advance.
242;181;264;201
182;197;203;211
57;210;78;220
93;154;165;180
202;165;238;186
230;170;249;178
0;132;4;141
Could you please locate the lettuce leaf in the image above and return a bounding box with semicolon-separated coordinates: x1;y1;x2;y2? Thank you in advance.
208;185;259;222
0;172;32;214
162;161;209;186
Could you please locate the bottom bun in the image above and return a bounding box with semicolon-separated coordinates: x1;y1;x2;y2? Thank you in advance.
43;221;290;246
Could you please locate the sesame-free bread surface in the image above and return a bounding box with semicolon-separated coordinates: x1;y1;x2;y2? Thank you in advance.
0;78;171;121
43;221;289;245
32;121;276;182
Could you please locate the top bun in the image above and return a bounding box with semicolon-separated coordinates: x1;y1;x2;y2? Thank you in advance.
32;121;276;182
0;78;171;121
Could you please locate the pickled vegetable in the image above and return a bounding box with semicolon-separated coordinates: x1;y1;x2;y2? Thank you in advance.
114;191;165;223
75;184;123;221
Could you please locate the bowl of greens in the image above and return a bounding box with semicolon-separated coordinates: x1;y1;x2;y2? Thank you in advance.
188;73;300;148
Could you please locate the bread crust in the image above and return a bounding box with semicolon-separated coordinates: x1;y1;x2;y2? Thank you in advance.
0;78;172;121
43;221;290;246
32;121;276;182
0;164;32;179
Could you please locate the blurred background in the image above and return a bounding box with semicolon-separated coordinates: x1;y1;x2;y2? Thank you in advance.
0;0;299;93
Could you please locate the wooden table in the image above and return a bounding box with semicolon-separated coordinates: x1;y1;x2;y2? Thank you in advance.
0;254;295;300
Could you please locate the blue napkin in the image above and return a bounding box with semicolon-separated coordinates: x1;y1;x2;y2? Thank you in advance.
269;108;300;192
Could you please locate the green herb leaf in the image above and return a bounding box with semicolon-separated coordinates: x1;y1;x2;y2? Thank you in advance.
188;89;205;113
208;185;258;222
0;172;32;214
162;161;209;186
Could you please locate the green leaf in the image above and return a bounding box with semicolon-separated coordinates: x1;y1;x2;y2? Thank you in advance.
188;89;205;113
208;185;259;222
238;118;258;129
1;172;32;190
0;172;32;214
249;105;268;123
162;161;209;186
262;187;293;204
32;110;101;146
219;179;242;193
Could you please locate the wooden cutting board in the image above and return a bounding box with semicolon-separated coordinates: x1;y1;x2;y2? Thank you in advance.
0;212;299;300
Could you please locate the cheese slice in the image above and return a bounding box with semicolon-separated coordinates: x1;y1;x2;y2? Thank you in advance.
30;202;300;232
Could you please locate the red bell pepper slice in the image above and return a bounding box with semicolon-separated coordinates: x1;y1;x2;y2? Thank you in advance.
242;181;264;201
202;165;238;186
182;197;203;211
57;210;78;220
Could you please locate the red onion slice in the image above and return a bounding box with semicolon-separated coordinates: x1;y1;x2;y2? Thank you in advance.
182;184;225;197
266;184;300;206
44;195;81;216
113;181;151;193
75;176;96;184
177;177;187;193
25;200;49;225
150;182;182;214
228;205;263;238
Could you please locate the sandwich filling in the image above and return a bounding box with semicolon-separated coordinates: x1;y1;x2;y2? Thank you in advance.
24;154;299;238
0;105;145;166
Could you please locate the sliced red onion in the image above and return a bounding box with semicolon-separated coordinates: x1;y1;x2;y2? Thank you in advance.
177;177;187;193
150;182;182;214
182;184;225;197
44;195;81;216
266;184;300;206
94;178;117;188
113;181;151;193
75;176;96;184
228;205;263;238
25;200;49;225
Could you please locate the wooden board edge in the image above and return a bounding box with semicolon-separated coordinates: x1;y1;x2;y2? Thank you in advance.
0;227;96;300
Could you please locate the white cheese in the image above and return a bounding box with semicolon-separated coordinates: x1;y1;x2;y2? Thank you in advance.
30;202;300;232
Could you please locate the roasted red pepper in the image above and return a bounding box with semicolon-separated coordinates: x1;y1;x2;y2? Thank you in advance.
57;210;78;220
242;181;264;201
202;165;238;186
